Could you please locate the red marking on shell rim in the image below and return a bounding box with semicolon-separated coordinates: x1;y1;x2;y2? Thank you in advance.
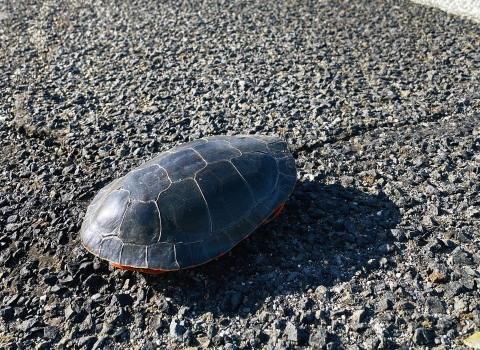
261;202;286;225
110;262;168;274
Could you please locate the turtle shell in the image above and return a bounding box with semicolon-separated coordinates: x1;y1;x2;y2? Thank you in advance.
80;135;296;272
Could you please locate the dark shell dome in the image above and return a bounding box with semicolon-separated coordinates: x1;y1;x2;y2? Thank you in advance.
80;135;296;272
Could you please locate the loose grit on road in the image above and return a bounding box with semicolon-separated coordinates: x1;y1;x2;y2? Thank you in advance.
0;0;479;349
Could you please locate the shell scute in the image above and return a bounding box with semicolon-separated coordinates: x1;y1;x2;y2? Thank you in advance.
100;237;123;263
147;243;179;270
202;231;237;261
193;139;241;163
152;148;206;183
225;135;269;153
83;189;129;237
122;165;170;201
231;152;278;202
120;244;147;268
156;178;211;244
175;241;210;268
196;160;254;233
119;201;161;245
246;203;272;224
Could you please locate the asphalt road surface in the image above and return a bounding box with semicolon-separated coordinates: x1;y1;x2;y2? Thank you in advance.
0;0;479;349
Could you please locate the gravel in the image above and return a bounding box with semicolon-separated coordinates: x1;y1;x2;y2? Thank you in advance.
0;0;479;349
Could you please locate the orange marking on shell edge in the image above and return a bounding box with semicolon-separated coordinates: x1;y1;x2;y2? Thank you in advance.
271;202;286;219
261;202;286;225
110;262;167;274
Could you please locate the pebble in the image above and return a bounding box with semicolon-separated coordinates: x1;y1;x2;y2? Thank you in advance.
351;309;367;323
110;294;134;307
445;281;465;298
309;329;328;348
43;326;59;340
463;332;480;349
284;322;300;342
221;291;242;312
413;327;434;345
429;264;449;283
375;299;393;313
170;319;185;339
148;315;163;333
426;297;446;314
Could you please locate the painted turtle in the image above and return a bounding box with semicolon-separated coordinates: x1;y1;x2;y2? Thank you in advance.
80;135;296;274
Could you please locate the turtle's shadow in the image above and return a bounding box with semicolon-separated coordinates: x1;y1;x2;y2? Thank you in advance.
141;177;402;318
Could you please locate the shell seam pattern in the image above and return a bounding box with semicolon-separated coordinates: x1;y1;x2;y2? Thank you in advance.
145;245;149;268
173;244;180;269
116;188;131;240
97;189;130;261
190;148;209;169
154;165;173;201
228;158;256;203
154;199;163;244
267;145;281;197
193;172;213;240
118;243;124;266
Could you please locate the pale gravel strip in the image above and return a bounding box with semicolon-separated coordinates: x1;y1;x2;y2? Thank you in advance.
411;0;480;23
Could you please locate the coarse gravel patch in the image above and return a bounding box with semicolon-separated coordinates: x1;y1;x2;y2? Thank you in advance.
0;0;479;349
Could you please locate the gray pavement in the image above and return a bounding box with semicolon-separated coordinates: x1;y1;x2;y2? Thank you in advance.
0;0;479;349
